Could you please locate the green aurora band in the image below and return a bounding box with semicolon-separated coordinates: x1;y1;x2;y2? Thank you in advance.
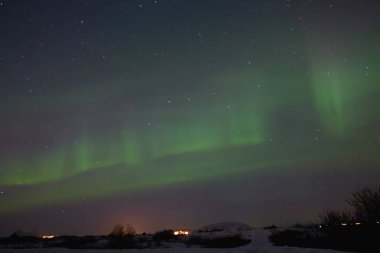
1;1;380;218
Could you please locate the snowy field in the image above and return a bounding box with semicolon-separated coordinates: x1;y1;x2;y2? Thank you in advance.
0;230;350;253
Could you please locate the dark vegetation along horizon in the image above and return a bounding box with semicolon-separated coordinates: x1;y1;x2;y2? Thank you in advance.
0;223;251;249
269;186;380;252
1;185;379;251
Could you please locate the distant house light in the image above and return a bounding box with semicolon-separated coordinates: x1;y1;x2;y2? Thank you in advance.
173;230;190;236
41;235;55;239
341;223;347;226
355;222;361;225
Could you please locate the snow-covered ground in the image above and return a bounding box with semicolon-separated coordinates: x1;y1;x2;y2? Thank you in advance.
0;229;350;253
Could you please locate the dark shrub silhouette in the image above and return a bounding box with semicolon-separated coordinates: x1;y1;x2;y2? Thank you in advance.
318;209;354;227
108;224;136;248
153;229;176;242
270;185;380;252
347;186;380;223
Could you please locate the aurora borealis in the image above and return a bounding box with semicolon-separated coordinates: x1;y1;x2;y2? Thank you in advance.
1;0;380;236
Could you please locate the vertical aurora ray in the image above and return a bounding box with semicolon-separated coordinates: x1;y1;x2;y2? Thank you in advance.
75;138;91;172
310;68;346;135
123;130;143;165
304;10;380;138
308;56;379;137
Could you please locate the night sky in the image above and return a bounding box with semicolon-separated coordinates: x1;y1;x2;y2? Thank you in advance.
1;0;380;236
